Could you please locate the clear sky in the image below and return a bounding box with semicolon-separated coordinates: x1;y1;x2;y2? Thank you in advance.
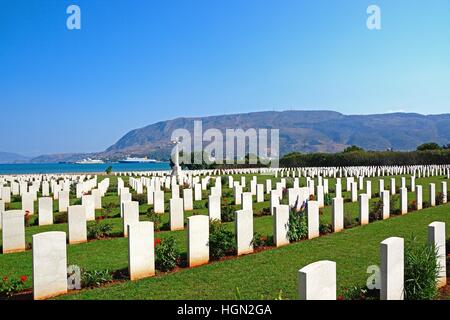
1;0;450;156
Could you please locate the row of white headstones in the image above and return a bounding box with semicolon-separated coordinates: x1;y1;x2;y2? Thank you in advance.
28;210;449;300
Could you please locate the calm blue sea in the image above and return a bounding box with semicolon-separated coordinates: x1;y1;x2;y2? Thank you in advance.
0;162;171;175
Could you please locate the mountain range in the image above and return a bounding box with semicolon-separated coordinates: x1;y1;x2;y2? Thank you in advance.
2;110;450;163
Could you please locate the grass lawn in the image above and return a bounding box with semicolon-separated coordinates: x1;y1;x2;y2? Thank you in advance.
0;173;448;299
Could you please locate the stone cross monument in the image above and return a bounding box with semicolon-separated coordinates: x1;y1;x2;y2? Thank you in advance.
171;138;182;177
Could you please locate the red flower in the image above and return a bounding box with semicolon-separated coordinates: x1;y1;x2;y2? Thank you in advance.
154;238;161;247
3;276;8;282
20;275;27;282
337;295;344;300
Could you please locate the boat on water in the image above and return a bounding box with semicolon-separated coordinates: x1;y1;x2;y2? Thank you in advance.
75;158;105;164
118;156;158;163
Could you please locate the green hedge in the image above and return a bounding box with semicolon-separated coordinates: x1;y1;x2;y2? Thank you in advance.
280;150;450;167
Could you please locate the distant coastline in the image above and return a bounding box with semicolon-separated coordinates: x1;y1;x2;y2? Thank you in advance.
0;162;171;175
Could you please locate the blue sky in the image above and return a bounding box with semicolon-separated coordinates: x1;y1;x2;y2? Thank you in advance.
1;0;450;156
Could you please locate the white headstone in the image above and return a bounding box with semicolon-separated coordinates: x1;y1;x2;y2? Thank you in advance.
429;183;436;207
400;187;408;215
58;191;69;212
235;210;253;256
332;197;344;232
380;237;404;300
169;198;184;231
273;205;290;247
307;201;319;239
82;194;96;221
298;260;336;300
208;195;221;221
38;197;53;226
416;185;423;210
2;210;25;253
359;194;369;225
187;215;209;267
153;190;165;214
68;205;87;244
428;222;446;288
241;192;253;211
128;221;155;281
183;188;193;211
381;191;390;219
32;231;67;300
122;201;140;237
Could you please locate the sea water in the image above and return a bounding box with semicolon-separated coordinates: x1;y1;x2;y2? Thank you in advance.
0;162;171;175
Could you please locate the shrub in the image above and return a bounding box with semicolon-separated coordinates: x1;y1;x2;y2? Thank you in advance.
254;207;271;217
369;199;383;222
404;236;440;300
435;192;445;206
54;212;68;224
81;269;113;288
324;194;333;206
251;233;273;249
208;220;235;260
287;208;308;242
285;179;294;189
193;201;204;210
344;214;357;229
221;206;235;222
155;236;179;272
408;200;417;212
87;221;113;240
319;222;332;235
132;193;147;205
146;208;163;231
221;176;227;185
0;275;28;299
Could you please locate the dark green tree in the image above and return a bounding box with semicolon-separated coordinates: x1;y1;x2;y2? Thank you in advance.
343;145;364;153
417;142;442;151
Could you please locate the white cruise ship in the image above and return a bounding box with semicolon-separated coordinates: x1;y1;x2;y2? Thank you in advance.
75;158;105;164
118;156;158;163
